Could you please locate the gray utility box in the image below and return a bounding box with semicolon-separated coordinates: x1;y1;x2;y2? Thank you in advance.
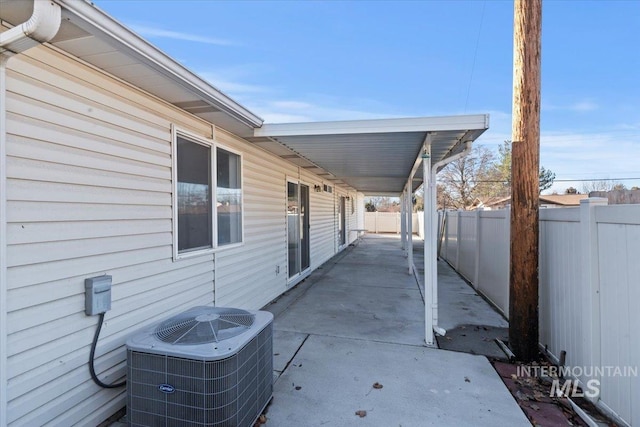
84;275;112;316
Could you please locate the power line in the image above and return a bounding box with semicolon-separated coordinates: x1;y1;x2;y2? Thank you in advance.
439;177;640;184
464;0;486;113
553;178;640;182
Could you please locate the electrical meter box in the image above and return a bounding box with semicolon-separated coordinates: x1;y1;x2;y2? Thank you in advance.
85;275;112;315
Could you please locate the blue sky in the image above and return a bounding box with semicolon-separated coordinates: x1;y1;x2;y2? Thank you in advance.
96;0;640;193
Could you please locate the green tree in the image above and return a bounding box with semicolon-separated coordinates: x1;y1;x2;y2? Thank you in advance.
539;166;556;193
491;140;556;195
565;187;578;194
365;201;377;212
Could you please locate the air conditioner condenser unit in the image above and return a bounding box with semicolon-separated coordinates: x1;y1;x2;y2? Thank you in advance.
126;306;273;426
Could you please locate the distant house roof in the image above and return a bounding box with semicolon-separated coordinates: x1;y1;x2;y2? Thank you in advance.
477;194;588;210
539;194;588;206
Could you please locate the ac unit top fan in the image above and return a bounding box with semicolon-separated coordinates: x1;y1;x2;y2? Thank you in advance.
127;306;272;361
155;306;255;344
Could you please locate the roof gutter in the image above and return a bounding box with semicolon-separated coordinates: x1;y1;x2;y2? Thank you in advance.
0;0;61;56
0;2;62;425
54;0;264;129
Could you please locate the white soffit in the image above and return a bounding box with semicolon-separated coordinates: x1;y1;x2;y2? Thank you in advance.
253;115;489;195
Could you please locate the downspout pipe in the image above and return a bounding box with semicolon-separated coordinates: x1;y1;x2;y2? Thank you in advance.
0;2;61;426
422;148;435;346
429;141;473;337
0;0;62;56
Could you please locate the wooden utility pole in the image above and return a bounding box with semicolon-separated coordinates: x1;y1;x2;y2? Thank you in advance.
509;0;542;362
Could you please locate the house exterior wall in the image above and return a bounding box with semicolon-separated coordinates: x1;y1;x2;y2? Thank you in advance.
3;39;358;426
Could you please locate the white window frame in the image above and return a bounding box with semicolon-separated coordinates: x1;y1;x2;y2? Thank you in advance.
215;143;244;250
172;125;244;260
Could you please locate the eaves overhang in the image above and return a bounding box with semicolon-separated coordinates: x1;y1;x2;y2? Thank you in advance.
0;0;263;137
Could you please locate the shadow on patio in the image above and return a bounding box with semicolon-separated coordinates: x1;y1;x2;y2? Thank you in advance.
263;234;528;426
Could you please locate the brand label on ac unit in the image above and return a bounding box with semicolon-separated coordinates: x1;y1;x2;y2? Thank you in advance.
158;384;175;393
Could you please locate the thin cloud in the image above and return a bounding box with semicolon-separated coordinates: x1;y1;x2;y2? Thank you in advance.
249;98;403;123
471;109;640;193
543;100;598;112
570;101;598;112
197;72;271;96
129;23;237;46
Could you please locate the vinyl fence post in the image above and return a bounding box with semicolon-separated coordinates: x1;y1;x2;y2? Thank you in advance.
456;209;462;271
474;208;482;288
580;197;607;398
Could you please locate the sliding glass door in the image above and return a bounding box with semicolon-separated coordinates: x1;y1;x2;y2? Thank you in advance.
339;196;346;247
288;181;310;280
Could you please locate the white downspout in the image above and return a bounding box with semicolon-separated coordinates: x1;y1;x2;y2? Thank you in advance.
430;141;473;338
400;193;406;251
0;55;9;427
422;147;435;346
406;184;413;274
0;2;61;426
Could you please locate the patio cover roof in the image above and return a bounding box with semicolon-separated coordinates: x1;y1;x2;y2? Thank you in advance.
251;115;489;195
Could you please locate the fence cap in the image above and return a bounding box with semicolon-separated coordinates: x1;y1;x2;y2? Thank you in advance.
580;197;608;206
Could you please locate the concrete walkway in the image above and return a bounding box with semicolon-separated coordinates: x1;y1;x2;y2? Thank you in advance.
263;234;530;426
412;236;510;358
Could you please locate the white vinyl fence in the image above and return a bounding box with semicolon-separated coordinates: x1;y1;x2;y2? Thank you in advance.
438;200;640;427
364;212;419;234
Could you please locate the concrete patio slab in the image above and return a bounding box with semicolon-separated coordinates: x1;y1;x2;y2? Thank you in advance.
273;281;426;346
412;237;508;331
320;262;417;289
436;261;508;331
273;330;309;374
262;234;529;426
266;334;530;426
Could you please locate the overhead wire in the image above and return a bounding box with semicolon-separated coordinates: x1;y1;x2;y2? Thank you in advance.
464;0;486;113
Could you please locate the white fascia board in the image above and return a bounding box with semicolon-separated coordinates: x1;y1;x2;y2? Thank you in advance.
255;114;489;138
54;0;263;128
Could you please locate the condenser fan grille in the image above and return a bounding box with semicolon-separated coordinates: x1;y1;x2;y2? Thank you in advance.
154;307;255;344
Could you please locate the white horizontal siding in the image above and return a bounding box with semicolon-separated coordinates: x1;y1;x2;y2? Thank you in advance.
309;186;336;269
3;35;361;427
7;219;170;245
5;43;215;427
213;130;289;310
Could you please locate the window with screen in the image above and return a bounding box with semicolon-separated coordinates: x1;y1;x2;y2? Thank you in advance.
173;130;243;258
176;135;212;253
217;148;242;246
